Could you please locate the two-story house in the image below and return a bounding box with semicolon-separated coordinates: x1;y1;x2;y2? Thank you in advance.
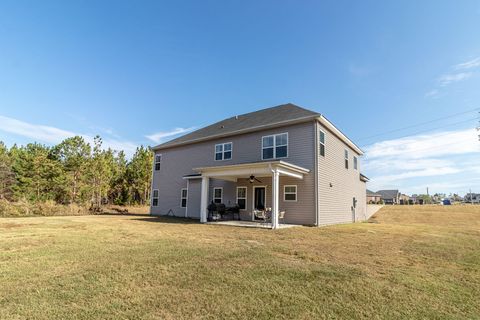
150;103;367;228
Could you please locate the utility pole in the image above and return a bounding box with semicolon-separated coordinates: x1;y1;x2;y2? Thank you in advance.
470;188;473;205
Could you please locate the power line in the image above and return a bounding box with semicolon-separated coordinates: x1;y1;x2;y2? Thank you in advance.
361;117;479;149
357;107;480;142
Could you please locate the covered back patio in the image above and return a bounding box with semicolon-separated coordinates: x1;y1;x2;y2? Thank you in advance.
193;161;310;229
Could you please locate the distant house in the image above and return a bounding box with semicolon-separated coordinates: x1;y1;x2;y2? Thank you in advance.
376;190;400;205
366;189;382;204
464;193;480;204
150;103;368;229
399;194;410;205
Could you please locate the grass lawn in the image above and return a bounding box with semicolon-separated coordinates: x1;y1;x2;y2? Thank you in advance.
1;206;479;319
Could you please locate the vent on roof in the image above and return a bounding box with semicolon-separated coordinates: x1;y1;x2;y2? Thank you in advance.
220;125;225;129
235;115;238;120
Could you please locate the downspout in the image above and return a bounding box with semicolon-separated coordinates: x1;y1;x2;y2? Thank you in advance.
314;120;319;226
185;179;189;218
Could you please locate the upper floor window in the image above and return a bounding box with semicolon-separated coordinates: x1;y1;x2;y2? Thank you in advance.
215;142;232;161
154;154;162;171
262;133;288;160
180;188;187;208
152;189;159;206
344;149;349;169
319;130;326;157
354;156;358;170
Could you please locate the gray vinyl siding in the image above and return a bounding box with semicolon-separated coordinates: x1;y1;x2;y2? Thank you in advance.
151;121;316;225
186;179;201;218
316;122;367;226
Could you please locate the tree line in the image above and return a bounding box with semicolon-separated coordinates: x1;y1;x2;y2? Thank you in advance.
0;136;153;208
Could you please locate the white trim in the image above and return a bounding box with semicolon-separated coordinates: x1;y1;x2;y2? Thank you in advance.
319;129;326;157
271;169;280;229
180;188;187;208
194;160;310;176
185;181;189;217
213;187;223;203
183;175;202;180
214;142;233;161
200;177;209;223
283;185;297;202
236;186;247;211
152;189;159;206
314;121;319;226
261;132;288;160
317;115;364;155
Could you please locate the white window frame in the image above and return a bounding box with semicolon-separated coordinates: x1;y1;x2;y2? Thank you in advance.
213;187;223;203
154;154;162;171
236;186;247;210
344;149;349;169
152;189;159;206
261;132;288;160
180;188;187;208
283;185;297;202
214;142;233;161
319;130;326;157
354;156;358;170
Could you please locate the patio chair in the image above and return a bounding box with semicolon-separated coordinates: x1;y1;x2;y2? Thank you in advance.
216;203;227;220
207;202;217;221
229;204;241;220
278;210;286;224
253;209;267;222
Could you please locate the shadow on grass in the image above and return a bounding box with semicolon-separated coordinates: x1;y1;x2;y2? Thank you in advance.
132;215;200;224
100;212;151;217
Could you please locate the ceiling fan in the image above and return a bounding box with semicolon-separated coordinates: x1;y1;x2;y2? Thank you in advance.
249;175;262;183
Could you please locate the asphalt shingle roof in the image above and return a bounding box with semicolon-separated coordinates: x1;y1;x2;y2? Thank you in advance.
376;190;400;199
153;103;320;150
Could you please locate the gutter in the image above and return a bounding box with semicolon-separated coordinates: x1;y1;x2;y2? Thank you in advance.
316;115;364;155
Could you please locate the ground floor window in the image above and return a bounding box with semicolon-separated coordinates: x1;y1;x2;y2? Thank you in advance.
236;187;247;210
213;187;223;203
152;189;159;206
180;188;187;208
284;185;297;202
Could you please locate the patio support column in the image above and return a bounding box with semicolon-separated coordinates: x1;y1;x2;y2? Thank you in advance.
200;176;209;223
271;169;279;229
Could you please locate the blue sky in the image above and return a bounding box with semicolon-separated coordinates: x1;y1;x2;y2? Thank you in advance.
0;0;479;195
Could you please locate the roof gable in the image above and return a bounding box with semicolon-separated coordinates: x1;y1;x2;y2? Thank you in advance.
376;190;400;199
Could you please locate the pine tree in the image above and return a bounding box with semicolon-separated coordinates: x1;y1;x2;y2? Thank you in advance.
52;136;91;204
0;142;15;200
126;146;153;205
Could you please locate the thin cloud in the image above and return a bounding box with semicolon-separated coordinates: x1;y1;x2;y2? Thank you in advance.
454;57;480;70
0;115;75;144
0;115;138;157
424;89;440;98
363;128;480;193
146;127;196;144
438;72;472;86
425;56;479;98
